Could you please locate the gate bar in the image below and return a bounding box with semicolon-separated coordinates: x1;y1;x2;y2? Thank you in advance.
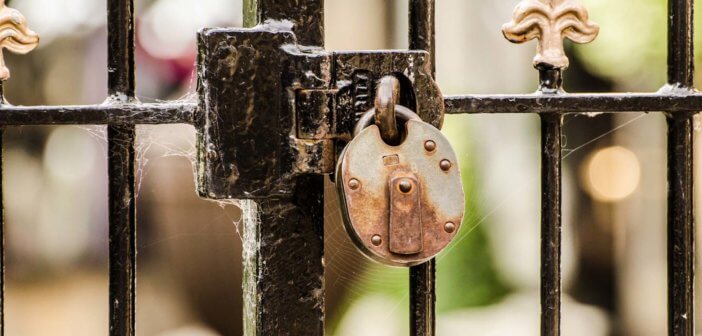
0;84;5;336
0;103;195;125
538;68;563;336
409;1;437;335
107;0;137;335
667;0;695;335
444;93;702;114
241;1;325;335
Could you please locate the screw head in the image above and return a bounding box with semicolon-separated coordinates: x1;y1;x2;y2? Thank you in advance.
444;222;456;233
424;140;436;152
398;179;413;193
371;235;382;246
348;178;361;190
440;159;452;171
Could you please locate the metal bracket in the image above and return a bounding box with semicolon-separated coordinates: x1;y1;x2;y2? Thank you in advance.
196;23;444;199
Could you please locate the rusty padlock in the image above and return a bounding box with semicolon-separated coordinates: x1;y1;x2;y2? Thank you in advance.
336;77;465;266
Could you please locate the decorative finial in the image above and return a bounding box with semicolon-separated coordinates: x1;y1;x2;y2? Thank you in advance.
0;0;39;81
502;0;599;70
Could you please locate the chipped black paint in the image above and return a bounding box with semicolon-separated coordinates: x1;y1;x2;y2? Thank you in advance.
196;26;444;199
107;0;137;335
667;1;695;335
408;1;437;335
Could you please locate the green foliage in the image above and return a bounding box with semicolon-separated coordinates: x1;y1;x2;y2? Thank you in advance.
576;0;702;90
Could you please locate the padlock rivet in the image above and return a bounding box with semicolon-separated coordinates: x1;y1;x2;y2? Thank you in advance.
371;234;382;246
348;178;361;190
444;222;456;233
424;140;436;152
440;159;452;171
398;179;413;193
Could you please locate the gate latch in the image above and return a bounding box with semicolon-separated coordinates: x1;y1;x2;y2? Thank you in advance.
196;22;444;199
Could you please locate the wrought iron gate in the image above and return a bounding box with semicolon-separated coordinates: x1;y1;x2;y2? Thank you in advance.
0;0;699;335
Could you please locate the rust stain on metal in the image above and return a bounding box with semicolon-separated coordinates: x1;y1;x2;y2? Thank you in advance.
292;138;334;175
0;0;39;80
374;76;402;144
502;0;599;70
388;171;423;255
383;154;400;166
337;120;464;266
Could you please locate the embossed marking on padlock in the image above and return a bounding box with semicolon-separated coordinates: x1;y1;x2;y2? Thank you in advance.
336;118;465;267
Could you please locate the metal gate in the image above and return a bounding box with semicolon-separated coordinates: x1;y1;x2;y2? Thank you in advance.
0;0;699;335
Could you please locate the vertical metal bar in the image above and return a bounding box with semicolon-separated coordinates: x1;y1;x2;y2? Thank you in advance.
409;1;436;335
667;1;695;335
244;0;324;46
539;69;562;336
241;1;325;335
409;0;435;74
0;83;5;336
107;0;136;335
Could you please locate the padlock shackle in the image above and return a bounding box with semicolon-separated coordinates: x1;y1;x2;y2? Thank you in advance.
374;76;402;144
353;105;421;140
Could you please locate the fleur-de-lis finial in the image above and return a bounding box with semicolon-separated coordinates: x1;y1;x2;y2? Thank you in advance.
502;0;599;70
0;0;39;81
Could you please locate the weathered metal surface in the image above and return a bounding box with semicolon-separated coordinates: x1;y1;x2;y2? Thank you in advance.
0;0;38;80
530;44;565;336
444;92;702;114
667;1;696;335
0;0;693;334
0;102;195;125
388;172;423;254
374;76;402;144
337;120;464;266
409;1;437;334
502;0;599;70
334;50;444;138
106;0;136;335
196;25;444;199
540;110;563;336
353;105;421;138
239;1;326;336
0;84;5;335
243;0;323;46
296;89;335;140
243;176;325;336
196;25;330;199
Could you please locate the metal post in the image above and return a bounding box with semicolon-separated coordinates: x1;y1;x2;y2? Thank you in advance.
107;0;137;335
409;1;436;335
0;83;4;336
242;1;325;335
667;1;695;335
539;68;563;336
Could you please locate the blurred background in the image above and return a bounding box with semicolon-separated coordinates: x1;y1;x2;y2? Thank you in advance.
2;0;702;335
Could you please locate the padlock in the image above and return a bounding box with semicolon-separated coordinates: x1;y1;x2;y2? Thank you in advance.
336;77;465;267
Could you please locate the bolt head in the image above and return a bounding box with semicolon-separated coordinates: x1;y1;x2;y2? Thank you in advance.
348;178;361;190
444;222;456;233
440;159;452;171
398;179;413;193
424;140;436;152
371;234;382;246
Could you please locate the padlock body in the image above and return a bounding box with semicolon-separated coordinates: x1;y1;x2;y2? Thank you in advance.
336;120;465;266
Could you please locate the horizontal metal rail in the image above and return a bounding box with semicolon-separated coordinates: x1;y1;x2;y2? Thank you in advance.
445;92;702;114
2;91;701;127
0;102;196;125
1;91;700;127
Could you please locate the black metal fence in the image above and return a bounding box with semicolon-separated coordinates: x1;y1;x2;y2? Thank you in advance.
0;0;698;335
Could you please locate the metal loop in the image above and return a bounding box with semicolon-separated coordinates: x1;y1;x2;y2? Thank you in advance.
374;76;401;143
353;105;421;138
